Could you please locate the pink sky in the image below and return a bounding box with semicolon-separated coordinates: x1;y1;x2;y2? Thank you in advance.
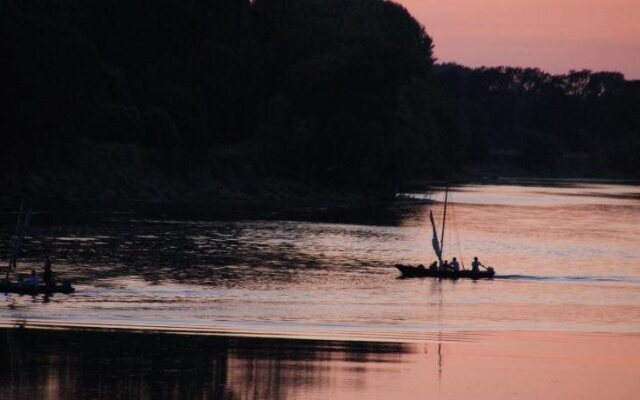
399;0;640;79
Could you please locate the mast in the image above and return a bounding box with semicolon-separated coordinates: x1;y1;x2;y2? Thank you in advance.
9;201;24;268
439;185;449;260
6;202;31;279
6;202;23;279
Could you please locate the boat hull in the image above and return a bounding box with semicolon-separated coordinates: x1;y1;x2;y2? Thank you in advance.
396;264;495;279
0;282;75;295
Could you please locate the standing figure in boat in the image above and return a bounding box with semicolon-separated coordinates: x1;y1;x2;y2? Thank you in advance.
451;257;460;272
43;256;53;287
29;269;39;288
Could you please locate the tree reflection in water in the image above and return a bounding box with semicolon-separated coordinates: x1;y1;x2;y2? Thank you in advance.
0;328;409;400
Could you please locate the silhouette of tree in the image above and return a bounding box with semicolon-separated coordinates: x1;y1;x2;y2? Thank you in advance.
1;0;638;205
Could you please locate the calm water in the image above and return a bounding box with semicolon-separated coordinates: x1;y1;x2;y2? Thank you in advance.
1;183;640;339
2;182;640;399
3;328;639;400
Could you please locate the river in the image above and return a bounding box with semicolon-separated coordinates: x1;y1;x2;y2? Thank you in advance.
1;182;639;399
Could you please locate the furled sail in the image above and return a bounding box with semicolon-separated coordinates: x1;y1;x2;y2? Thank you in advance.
429;210;443;265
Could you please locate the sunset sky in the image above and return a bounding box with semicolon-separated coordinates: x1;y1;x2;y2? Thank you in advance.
399;0;640;79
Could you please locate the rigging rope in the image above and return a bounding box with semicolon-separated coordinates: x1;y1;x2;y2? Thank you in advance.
449;191;467;269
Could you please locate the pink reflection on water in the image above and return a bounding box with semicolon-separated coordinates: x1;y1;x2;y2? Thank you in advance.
224;331;640;400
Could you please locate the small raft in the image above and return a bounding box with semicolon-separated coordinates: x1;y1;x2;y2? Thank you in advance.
396;264;495;279
0;280;75;295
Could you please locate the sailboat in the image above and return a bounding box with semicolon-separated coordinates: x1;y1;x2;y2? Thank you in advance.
1;204;75;294
395;187;496;279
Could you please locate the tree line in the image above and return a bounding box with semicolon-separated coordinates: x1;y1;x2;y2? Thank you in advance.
432;64;640;175
1;0;638;204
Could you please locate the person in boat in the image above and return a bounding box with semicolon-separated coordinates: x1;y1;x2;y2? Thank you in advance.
442;260;450;271
472;257;484;273
451;257;460;272
29;269;40;288
43;256;53;287
429;261;438;271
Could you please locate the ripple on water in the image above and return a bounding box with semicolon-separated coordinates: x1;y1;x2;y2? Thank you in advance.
1;183;640;339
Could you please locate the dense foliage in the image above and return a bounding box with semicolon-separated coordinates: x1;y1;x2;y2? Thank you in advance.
1;0;638;204
2;0;435;201
432;64;640;175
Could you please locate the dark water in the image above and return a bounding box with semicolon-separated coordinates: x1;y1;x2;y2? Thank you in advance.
0;328;409;400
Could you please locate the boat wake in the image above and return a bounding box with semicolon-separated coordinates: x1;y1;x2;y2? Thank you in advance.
496;274;640;285
0;318;490;344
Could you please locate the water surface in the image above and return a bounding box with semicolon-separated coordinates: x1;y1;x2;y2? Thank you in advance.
2;182;640;399
2;328;638;400
1;183;639;338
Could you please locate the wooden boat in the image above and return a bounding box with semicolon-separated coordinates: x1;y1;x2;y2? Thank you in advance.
396;264;495;279
396;185;497;279
0;280;75;295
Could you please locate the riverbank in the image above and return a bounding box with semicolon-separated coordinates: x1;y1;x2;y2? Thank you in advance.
1;327;638;400
4;139;638;222
0;140;406;223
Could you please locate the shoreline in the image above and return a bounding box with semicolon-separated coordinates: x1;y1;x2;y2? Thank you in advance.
403;176;640;191
4;177;638;225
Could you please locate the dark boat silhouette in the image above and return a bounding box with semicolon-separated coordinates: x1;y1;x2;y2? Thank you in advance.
395;264;495;279
396;186;497;279
0;280;75;295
